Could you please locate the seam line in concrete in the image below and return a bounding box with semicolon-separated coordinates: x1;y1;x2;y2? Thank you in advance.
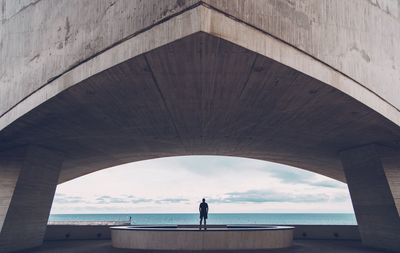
143;54;185;151
238;55;258;99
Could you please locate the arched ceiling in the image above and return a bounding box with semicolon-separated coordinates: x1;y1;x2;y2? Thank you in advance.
1;32;399;184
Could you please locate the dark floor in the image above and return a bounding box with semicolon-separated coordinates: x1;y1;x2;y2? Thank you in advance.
25;240;389;253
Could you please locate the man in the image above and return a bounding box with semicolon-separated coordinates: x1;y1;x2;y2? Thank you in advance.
199;198;209;230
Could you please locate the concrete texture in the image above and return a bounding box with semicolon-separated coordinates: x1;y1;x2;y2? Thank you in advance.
111;226;294;250
340;145;400;251
203;0;400;112
2;0;400;126
0;160;20;231
0;0;400;252
0;146;63;253
44;224;360;241
384;166;400;214
0;0;199;118
0;3;399;183
1;7;400;183
45;223;128;241
292;225;360;241
28;239;389;253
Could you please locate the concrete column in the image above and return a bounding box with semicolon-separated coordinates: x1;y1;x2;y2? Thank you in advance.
0;161;20;232
384;167;400;215
340;144;400;252
0;146;63;253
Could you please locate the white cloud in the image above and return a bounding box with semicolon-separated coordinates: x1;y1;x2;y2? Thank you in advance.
51;156;353;214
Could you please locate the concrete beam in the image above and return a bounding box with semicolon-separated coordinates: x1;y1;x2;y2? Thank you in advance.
340;144;400;252
0;146;64;253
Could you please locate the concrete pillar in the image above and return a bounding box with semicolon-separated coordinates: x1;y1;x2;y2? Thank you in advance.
0;161;20;232
0;146;63;253
340;144;400;252
384;167;400;215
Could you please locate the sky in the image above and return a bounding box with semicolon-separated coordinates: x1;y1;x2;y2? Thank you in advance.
50;156;354;214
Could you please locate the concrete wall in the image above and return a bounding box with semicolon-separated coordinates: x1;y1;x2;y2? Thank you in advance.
204;0;400;112
44;224;360;241
45;225;115;241
1;2;399;185
0;0;199;119
293;225;360;241
1;0;399;129
111;228;294;250
0;2;399;251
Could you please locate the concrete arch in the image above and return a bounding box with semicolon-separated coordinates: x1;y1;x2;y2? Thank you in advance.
2;1;400;131
0;5;399;182
1;1;400;252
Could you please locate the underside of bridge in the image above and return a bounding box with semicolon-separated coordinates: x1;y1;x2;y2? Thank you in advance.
1;1;400;252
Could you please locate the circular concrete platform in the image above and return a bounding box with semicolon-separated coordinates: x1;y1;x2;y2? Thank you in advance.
110;225;294;250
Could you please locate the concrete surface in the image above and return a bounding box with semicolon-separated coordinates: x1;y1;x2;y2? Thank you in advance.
0;0;199;118
1;1;400;252
0;158;20;231
0;2;399;184
0;4;399;183
110;226;294;250
28;239;390;253
2;6;400;183
45;223;129;241
340;145;400;251
203;0;400;112
0;146;64;253
44;224;360;241
385;166;400;214
2;0;400;126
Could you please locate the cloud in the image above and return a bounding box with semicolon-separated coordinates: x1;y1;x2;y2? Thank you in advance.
309;180;346;189
264;166;346;189
170;155;266;176
265;166;315;183
52;156;353;213
207;189;345;204
53;193;86;204
95;196;129;204
171;156;347;190
57;194;189;206
155;198;190;204
95;195;153;204
331;193;351;202
53;194;154;205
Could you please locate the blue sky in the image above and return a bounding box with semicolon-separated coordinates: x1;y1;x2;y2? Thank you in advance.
51;156;353;214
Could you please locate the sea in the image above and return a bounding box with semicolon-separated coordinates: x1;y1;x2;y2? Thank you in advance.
48;213;356;225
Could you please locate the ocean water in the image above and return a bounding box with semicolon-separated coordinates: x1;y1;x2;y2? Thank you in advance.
49;213;356;225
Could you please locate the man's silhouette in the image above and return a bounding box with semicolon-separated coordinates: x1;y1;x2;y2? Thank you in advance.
199;198;208;230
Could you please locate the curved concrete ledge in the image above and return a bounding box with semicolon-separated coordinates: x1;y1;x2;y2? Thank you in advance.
44;224;359;241
111;225;294;250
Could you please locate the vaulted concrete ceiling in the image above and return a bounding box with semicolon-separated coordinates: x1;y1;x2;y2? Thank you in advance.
1;32;399;183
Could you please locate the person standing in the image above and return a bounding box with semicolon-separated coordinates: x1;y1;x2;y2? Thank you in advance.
199;198;209;230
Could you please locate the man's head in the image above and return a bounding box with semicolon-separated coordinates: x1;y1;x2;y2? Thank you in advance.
202;198;205;202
